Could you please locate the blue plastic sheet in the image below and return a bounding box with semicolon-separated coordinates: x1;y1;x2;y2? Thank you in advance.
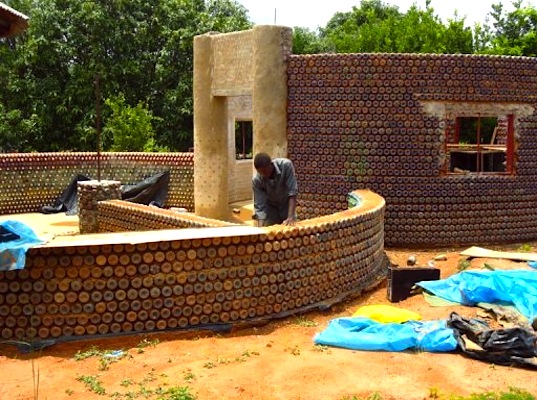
313;317;457;352
528;261;537;269
0;220;44;271
417;270;537;322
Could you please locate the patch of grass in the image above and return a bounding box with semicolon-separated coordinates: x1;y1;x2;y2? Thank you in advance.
429;387;440;399
98;351;129;371
73;346;129;371
285;345;301;356
241;349;260;357
120;378;134;387
203;361;216;369
141;368;157;384
340;387;535;400
183;371;196;383
340;394;382;400
74;346;103;361
137;337;160;354
137;383;154;397
457;258;471;271
235;349;260;362
138;337;160;348
312;344;332;353
517;243;533;252
483;263;496;271
294;315;318;327
204;350;261;368
449;387;535;400
367;394;383;400
76;374;106;395
216;357;233;365
157;386;197;400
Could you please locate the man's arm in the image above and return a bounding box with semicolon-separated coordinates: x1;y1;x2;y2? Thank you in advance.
253;177;268;226
282;195;297;225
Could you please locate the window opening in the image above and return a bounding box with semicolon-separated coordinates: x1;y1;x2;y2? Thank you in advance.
235;120;253;160
445;114;514;175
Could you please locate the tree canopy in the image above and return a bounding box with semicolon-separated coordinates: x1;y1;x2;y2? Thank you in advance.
2;0;537;153
0;0;251;152
293;0;537;56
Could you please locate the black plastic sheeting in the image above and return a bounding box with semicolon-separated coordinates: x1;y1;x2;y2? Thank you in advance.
40;171;170;215
41;173;91;215
448;312;537;369
120;170;169;208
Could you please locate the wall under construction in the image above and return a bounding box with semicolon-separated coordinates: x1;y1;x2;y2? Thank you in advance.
7;32;535;344
288;53;537;246
98;200;234;232
0;190;387;342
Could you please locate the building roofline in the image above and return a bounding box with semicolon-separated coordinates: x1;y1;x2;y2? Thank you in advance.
0;2;29;38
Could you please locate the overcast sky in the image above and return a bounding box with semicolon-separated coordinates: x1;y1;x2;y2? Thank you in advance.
236;0;533;30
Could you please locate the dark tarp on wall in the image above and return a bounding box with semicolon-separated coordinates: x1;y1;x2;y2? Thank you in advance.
40;171;170;215
120;170;170;207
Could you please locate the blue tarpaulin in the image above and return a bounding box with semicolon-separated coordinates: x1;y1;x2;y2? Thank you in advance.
0;220;44;271
416;270;537;322
313;317;457;352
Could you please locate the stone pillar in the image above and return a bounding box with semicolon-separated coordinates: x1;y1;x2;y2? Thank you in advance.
193;33;229;220
252;25;292;159
78;180;121;234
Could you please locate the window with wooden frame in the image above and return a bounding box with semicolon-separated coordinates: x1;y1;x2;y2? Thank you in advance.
235;120;253;160
444;114;515;175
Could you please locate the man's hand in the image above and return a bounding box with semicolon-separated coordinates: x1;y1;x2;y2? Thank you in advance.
282;217;296;226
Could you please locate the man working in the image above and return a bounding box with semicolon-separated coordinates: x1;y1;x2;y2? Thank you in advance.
252;152;298;227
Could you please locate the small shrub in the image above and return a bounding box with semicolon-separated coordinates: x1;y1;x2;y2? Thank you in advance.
294;315;318;327
157;386;197;400
76;375;106;395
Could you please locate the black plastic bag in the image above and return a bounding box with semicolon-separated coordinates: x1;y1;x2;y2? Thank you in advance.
448;312;537;369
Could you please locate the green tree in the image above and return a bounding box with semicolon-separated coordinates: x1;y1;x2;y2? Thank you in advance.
292;27;333;55
322;0;401;53
0;0;251;152
104;94;161;152
321;0;473;54
484;0;537;56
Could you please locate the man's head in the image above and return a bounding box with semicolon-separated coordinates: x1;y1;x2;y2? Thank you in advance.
254;152;274;178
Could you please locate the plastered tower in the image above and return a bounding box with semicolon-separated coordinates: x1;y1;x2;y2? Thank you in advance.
193;25;292;220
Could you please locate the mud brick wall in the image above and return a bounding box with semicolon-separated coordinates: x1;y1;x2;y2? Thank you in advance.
0;190;386;342
98;200;234;232
288;53;537;246
0;152;194;214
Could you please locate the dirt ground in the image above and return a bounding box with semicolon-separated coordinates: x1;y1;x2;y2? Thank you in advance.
1;243;537;400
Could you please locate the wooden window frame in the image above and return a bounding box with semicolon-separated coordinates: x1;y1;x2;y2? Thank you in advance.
235;120;253;160
444;114;515;175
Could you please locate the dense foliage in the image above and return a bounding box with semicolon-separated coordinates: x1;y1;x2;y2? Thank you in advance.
0;0;251;152
1;0;536;152
293;0;537;55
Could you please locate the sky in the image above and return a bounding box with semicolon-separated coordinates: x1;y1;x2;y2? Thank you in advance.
236;0;534;31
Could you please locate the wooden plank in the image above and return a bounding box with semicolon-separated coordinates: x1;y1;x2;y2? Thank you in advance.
460;246;537;261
